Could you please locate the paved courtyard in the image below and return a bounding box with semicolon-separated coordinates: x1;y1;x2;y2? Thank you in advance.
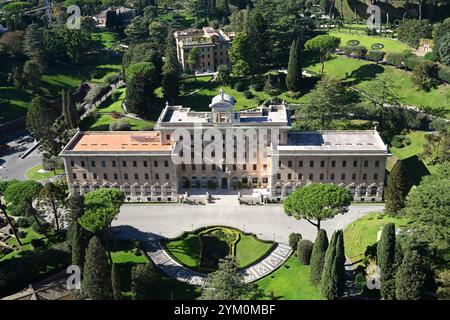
112;195;384;244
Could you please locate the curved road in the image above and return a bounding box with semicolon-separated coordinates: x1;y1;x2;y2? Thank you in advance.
112;196;384;244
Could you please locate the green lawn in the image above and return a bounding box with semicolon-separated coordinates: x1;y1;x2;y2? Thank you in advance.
26;163;64;180
1;227;46;262
256;255;323;300
344;212;411;263
305;55;450;115
235;235;274;268
328;31;411;54
92;31;119;49
163;228;274;270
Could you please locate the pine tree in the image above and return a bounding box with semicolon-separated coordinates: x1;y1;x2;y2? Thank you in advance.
310;229;329;285
320;230;345;300
377;223;396;300
82;237;113;300
395;249;427;300
111;263;122;300
286;37;302;92
66;90;79;128
385;160;410;215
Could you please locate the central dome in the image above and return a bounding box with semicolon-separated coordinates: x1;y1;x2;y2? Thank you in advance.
209;88;235;112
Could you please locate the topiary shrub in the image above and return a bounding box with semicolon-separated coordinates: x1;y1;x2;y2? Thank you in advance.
17;230;27;239
391;135;406;148
110;119;131;131
234;81;246;92
347;39;360;46
31;238;45;249
367;51;385;62
297;239;314;265
288;233;302;250
243;90;253;99
370;43;385;50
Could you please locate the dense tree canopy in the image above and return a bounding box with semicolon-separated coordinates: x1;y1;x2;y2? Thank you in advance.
305;35;340;75
125;62;158;116
284;183;351;230
78;189;125;233
26;96;60;139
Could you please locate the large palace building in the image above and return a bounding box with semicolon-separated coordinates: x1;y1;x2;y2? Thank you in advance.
60;91;389;202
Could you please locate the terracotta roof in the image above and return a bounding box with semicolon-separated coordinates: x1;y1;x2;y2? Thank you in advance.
70;132;173;152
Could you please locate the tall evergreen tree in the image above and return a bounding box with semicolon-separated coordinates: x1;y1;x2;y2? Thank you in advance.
377;223;397;300
82;237;113;300
62;90;79;129
385;160;410;215
320;230;345;300
131;263;160;300
125;62;157;117
310;229;329;285
162;30;182;104
111;263;122;300
395;249;427;300
26;96;59;139
71;221;85;271
286;37;302;92
24;23;45;71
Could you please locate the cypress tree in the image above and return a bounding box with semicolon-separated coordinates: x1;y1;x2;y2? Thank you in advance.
395;249;427;300
132;263;160;300
82;236;113;300
377;223;396;299
286;37;302;92
71;221;85;271
111;263;122;300
310;229;329;285
162;30;181;104
66;90;79;129
385;161;410;215
320;230;346;299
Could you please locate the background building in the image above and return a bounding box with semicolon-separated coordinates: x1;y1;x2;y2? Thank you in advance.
174;27;235;72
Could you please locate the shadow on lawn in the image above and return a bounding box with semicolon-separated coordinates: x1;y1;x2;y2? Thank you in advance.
345;63;385;85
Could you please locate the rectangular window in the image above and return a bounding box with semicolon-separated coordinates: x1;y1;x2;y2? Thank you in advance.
233;164;237;171
287;173;292;179
341;173;346;180
112;160;116;167
202;164;206;171
83;173;87;179
278;161;282;168
288;161;292;168
101;161;106;167
309;173;313;180
143;161;148;167
262;178;268;183
331;160;336;167
114;173;118;180
253;164;257;170
352;173;356;180
154;161;158;167
374;173;378;180
342;160;347;168
133;161;137;167
353;160;357;167
155;173;159;180
91;161;96;167
277;173;281;179
320;160;325;168
375;160;380;167
145;173;149;180
330;173;335;180
182;163;186;170
70;161;75;167
363;173;367;180
122;161;127;167
165;161;169;167
299;160;303;167
72;173;77;179
212;164;216;170
165;173;170;180
166;134;170;140
364;160;368;167
81;161;85;167
263;164;267;170
298;173;303;180
243;164;247;170
103;173;108;179
134;173;139;180
320;173;324;180
309;160;314;168
124;173;128;179
93;173;97;179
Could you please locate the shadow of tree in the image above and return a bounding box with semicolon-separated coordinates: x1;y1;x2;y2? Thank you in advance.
346;63;385;85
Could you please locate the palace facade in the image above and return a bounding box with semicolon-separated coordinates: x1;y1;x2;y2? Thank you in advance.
60;91;389;202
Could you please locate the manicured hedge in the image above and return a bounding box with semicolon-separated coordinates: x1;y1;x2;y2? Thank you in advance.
367;51;386;62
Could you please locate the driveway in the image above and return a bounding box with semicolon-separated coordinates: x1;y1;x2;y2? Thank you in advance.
112;196;384;244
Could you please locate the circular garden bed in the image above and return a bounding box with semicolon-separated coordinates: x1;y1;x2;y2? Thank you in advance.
162;226;275;273
371;43;385;50
346;39;360;46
